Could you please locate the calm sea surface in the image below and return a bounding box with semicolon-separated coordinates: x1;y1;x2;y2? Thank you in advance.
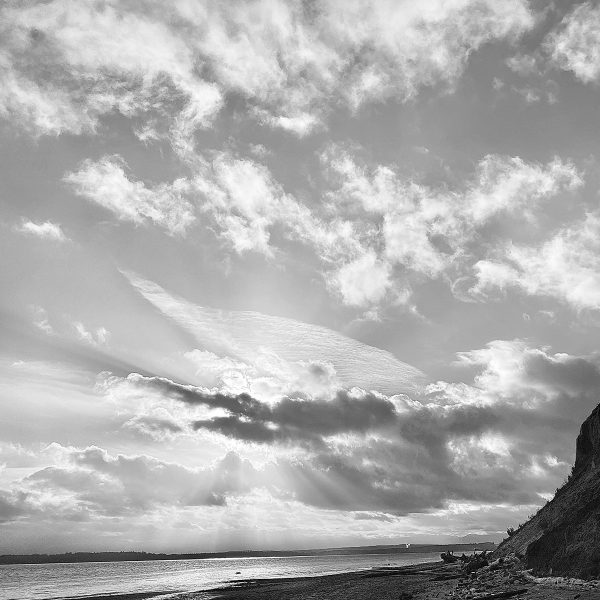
0;552;443;600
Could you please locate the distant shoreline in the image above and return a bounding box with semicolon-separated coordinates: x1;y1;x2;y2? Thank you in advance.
0;542;495;566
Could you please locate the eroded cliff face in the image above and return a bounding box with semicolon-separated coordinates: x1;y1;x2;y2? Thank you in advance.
495;403;600;578
574;404;600;473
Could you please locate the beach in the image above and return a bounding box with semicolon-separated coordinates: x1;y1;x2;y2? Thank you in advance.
22;557;600;600
197;560;600;600
0;551;444;600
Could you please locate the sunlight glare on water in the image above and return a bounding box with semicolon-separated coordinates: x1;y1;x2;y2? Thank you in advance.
0;552;442;600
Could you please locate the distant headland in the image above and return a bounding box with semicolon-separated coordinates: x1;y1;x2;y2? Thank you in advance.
0;542;496;565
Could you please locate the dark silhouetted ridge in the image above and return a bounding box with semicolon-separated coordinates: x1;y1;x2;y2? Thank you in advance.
496;402;600;578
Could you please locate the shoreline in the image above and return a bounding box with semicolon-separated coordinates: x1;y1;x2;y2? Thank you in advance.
0;543;495;566
184;559;600;600
61;562;447;600
43;558;600;600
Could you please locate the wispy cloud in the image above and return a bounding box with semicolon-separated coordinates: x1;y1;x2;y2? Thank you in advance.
124;272;425;395
15;220;67;242
73;322;110;347
64;156;195;235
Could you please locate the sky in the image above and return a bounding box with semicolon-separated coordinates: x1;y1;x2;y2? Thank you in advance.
2;0;600;554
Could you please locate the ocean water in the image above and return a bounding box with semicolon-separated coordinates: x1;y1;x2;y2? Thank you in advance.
0;552;443;600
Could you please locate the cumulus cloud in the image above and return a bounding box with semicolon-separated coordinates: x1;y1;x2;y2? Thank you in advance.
0;0;222;139
64;156;195;234
14;220;67;242
92;338;600;515
323;148;582;294
177;147;582;311
545;2;600;84
66;148;583;313
331;251;392;307
470;211;600;311
0;0;534;140
455;339;600;405
191;154;307;256
1;337;597;528
0;445;258;522
189;151;384;306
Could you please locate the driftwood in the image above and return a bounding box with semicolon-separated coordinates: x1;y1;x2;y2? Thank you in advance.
441;550;459;563
471;589;528;599
462;550;489;572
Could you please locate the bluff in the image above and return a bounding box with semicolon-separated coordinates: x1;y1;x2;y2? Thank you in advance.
495;403;600;578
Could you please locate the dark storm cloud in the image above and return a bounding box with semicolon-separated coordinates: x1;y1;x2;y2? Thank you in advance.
3;340;594;525
274;442;546;514
110;344;600;513
192;389;396;446
127;374;266;414
524;352;600;395
128;373;396;445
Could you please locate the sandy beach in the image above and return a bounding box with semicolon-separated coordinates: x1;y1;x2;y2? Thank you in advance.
190;561;600;600
62;558;600;600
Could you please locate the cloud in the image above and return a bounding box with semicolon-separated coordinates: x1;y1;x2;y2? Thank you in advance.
455;339;600;404
192;153;303;256
122;415;183;441
2;338;598;527
14;220;67;242
106;372;397;447
0;0;222;139
545;2;600;84
192;0;533;131
94;337;600;514
0;444;258;521
0;0;547;311
0;0;534;140
73;322;110;347
80;149;582;312
506;53;542;77
64;156;195;234
190;151;383;306
30;306;54;335
183;148;581;311
190;152;361;256
323;148;583;291
184;349;340;401
0;442;40;469
333;251;392;307
124;273;425;395
470;211;600;311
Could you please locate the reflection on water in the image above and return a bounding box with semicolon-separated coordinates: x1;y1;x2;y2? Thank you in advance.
0;552;442;600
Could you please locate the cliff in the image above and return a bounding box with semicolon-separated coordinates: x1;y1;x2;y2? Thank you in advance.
495;403;600;578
